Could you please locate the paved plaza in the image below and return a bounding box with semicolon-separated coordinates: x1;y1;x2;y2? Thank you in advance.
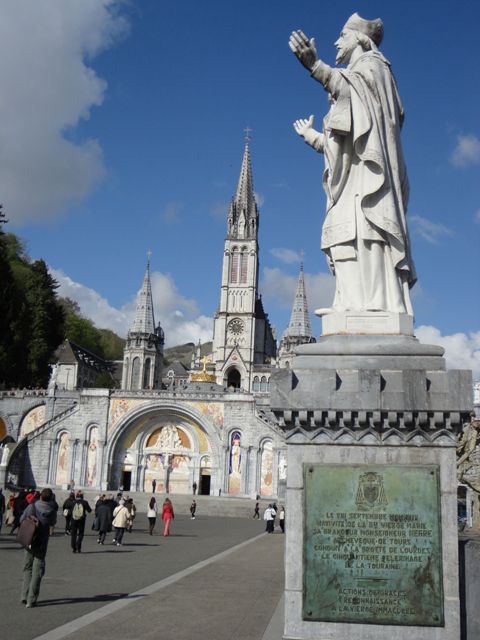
0;513;284;640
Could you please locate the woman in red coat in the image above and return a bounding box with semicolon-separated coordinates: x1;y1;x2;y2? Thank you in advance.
161;498;174;536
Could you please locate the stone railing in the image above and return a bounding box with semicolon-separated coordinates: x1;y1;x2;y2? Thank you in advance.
24;403;79;443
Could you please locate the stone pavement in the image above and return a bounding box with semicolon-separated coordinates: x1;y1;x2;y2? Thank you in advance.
0;513;284;640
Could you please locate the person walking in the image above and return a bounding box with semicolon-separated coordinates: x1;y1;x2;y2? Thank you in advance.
279;506;285;533
192;481;197;495
147;497;157;535
126;498;136;532
190;500;197;519
94;497;112;545
162;498;174;536
10;490;27;535
263;504;276;533
20;487;57;608
151;478;157;493
253;502;260;519
112;499;129;546
70;491;92;553
62;492;75;535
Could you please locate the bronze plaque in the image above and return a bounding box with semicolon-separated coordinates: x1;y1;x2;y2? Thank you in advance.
303;464;444;626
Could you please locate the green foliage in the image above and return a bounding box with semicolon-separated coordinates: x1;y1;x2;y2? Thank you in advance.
94;370;119;389
0;228;126;389
0;229;65;388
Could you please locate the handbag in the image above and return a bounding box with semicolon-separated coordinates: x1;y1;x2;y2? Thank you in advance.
16;505;39;550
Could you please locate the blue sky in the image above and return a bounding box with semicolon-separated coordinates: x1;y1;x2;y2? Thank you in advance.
3;1;479;375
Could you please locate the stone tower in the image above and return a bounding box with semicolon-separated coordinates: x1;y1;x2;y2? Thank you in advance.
278;262;316;368
121;256;164;389
213;138;275;391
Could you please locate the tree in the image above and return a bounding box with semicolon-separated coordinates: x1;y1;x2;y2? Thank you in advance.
23;260;65;387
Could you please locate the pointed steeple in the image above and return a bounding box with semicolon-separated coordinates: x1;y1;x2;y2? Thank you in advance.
130;253;155;335
227;132;258;239
284;262;312;339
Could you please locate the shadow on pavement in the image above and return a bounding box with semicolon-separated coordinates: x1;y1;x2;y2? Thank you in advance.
35;592;137;606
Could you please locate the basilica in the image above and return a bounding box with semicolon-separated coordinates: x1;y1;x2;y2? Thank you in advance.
0;141;315;500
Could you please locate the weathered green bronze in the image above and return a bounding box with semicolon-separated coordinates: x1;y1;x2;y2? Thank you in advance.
303;464;444;626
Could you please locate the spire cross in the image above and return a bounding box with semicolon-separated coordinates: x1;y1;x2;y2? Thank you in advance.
147;249;152;266
244;126;252;143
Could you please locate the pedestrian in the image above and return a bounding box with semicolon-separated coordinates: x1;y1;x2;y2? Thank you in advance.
263;504;275;533
192;481;197;495
147;497;157;535
151;478;157;493
126;498;136;532
0;488;5;534
104;493;118;517
70;490;92;553
10;490;28;535
279;506;285;533
5;492;15;528
62;492;75;535
112;499;129;546
20;487;57;608
190;500;196;519
94;497;112;545
253;502;260;519
162;497;174;536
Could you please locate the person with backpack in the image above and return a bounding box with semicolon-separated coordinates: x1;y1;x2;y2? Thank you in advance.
62;492;75;535
70;491;92;553
19;487;57;608
112;499;129;546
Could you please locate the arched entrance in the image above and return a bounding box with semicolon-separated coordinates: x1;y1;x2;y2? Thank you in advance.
106;404;218;495
226;367;241;389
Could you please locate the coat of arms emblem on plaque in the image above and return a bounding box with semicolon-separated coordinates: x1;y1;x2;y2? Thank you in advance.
355;471;388;509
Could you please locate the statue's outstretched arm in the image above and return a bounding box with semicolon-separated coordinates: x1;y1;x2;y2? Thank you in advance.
293;115;324;153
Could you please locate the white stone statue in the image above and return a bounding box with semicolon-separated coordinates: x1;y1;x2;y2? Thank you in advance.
289;14;416;317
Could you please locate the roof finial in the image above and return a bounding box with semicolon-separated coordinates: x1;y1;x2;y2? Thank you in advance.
147;249;152;268
244;126;252;144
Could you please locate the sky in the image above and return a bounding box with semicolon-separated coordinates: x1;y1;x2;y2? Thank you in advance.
2;0;480;377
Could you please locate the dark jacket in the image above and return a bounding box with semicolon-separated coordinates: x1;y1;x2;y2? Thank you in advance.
71;498;92;521
62;496;75;515
94;502;112;532
21;500;57;556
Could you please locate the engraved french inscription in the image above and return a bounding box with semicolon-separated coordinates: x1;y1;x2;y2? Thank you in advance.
303;464;443;626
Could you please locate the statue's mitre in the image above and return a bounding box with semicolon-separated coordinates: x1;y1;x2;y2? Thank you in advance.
343;12;384;46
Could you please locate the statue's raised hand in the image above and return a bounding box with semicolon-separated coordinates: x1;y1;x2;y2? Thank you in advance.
293;115;315;138
289;30;317;71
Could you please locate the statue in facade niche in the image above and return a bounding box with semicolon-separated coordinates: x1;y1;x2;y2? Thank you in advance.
289;13;416;316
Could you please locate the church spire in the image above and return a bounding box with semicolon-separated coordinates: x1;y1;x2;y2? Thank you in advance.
285;262;312;339
130;252;156;336
227;130;258;239
278;260;315;368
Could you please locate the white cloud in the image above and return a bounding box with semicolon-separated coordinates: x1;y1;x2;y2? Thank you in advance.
50;267;129;336
415;325;480;378
270;248;302;264
451;134;480;168
0;2;128;224
261;267;335;312
254;191;265;207
161;202;182;223
50;267;213;347
409;215;454;244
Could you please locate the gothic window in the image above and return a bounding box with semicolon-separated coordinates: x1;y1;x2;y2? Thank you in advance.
253;376;260;392
131;357;141;389
230;248;239;284
143;358;151;388
260;376;268;392
240;248;248;283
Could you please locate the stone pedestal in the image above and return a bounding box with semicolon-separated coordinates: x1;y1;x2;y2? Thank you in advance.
270;334;472;640
318;310;414;337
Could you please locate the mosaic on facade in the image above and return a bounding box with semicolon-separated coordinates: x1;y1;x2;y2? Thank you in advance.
228;430;242;494
20;405;46;438
85;426;98;487
55;432;70;486
260;440;273;496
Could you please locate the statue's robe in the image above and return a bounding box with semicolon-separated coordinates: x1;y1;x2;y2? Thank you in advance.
311;51;416;314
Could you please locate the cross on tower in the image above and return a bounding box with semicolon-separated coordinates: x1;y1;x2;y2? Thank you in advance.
244;126;252;143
